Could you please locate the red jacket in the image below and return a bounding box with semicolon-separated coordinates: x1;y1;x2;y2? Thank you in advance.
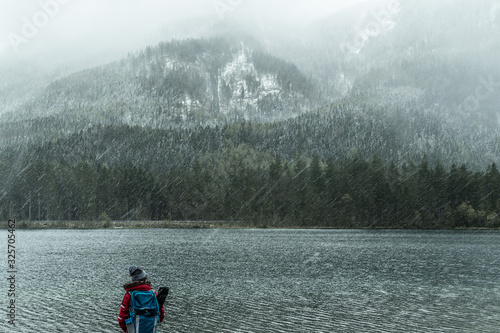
118;281;165;332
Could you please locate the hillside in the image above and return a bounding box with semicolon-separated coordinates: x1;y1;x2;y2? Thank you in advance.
0;37;316;147
3;95;495;173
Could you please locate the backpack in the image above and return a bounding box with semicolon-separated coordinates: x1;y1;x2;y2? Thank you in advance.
125;290;161;333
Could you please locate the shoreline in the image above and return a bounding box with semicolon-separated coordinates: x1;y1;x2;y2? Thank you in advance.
2;220;499;231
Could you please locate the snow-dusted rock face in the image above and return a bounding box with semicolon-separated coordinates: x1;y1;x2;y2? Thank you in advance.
220;48;271;111
216;44;303;121
132;40;314;125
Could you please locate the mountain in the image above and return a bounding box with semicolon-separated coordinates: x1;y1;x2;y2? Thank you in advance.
1;1;500;171
0;37;316;147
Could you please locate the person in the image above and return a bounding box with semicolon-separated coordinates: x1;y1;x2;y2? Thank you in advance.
118;266;165;332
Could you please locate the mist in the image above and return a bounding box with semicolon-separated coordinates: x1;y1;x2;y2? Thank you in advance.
0;0;373;72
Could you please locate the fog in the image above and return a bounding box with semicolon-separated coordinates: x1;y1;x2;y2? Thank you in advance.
0;0;372;71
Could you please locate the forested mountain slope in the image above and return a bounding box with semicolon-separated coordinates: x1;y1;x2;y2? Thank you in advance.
1;0;499;173
0;37;315;147
3;96;496;172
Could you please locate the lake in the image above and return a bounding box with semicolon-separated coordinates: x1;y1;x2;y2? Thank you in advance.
1;228;499;332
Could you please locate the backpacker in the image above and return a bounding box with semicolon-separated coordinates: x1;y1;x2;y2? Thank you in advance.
125;290;160;333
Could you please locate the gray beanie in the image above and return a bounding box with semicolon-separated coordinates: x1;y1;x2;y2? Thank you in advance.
129;265;147;282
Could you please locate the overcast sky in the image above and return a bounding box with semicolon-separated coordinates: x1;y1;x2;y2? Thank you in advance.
0;0;373;69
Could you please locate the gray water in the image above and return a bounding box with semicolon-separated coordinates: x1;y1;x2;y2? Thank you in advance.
1;229;499;332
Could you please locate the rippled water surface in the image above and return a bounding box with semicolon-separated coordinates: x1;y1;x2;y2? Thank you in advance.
1;229;500;332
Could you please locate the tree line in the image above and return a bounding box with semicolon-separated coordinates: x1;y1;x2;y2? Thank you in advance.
1;153;499;228
13;99;499;175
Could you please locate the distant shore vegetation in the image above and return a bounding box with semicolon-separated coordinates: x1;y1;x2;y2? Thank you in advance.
1;153;499;229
